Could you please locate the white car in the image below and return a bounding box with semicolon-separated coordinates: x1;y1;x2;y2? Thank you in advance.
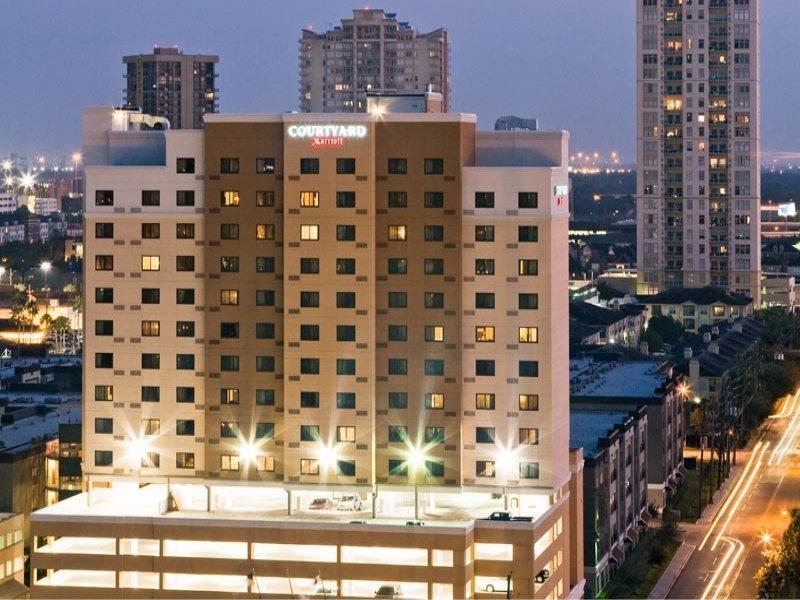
336;493;362;511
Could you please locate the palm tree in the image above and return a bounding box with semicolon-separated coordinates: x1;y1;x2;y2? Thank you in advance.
52;316;70;353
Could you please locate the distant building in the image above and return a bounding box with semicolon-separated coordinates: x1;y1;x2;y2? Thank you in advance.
571;408;649;599
45;423;82;504
569;302;646;349
300;9;449;113
761;274;796;311
0;195;16;214
0;513;26;598
123;46;219;129
638;286;753;333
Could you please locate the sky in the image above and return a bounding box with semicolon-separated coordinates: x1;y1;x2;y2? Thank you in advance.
1;0;798;163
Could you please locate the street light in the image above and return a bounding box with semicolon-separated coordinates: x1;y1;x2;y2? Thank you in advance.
406;446;427;520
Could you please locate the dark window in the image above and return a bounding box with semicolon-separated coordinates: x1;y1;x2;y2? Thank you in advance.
518;192;539;208
257;191;275;207
475;225;495;242
220;256;239;272
425;427;445;445
256;356;275;372
337;325;356;342
95;287;114;303
220;422;239;438
141;386;160;402
220;158;239;174
424;225;444;241
475;259;495;275
337;460;356;477
388;158;407;174
388;392;408;409
336;191;356;207
519;259;538;276
476;292;495;309
255;422;275;439
337;291;356;308
476;427;496;444
141;223;160;239
176;420;195;436
337;359;356;375
220;223;239;239
176;223;195;239
425;359;444;376
337;258;356;275
220;322;239;338
220;389;239;405
95;190;114;206
388;426;408;443
256;256;275;273
476;360;495;376
520;462;540;479
94;385;113;402
388;325;407;342
141;353;160;370
388;292;407;308
176;288;195;304
389;459;408;476
475;192;495;208
425;292;444;309
424;258;444;275
256;158;276;174
95;450;113;467
256;290;275;306
300;391;319;408
176;386;195;403
95;223;114;238
95;255;113;270
256;389;275;406
256;323;275;339
95;320;113;336
300;291;319;307
141;190;160;206
300;425;319;441
426;460;445;477
388;358;408;375
336;158;356;174
519;293;539;310
336;224;356;241
176;158;195;174
139;288;159;305
336;392;356;409
519;226;539;242
176;190;195;206
300;257;320;274
519;361;539;377
424;158;444;174
300;158;319;174
95;353;113;368
220;355;239;371
388;258;407;274
176;353;194;370
300;358;319;374
176;255;195;272
424;192;443;208
300;324;319;341
388;191;407;207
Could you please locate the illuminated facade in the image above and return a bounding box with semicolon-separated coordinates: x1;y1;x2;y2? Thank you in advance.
636;0;761;301
30;107;584;599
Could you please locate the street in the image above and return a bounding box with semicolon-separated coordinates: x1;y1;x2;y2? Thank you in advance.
667;389;800;599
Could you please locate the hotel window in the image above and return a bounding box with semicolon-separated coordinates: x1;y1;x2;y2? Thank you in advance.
520;428;540;445
389;459;407;476
475;225;494;242
476;326;495;342
337;325;356;341
337;191;356;207
336;258;356;275
176;288;195;304
301;459;319;475
300;358;319;374
95;385;113;402
177;452;195;469
388;191;407;207
337;392;356;409
337;224;356;241
256;389;275;406
519;293;539;310
220;454;240;471
476;360;495;376
425;292;444;309
176;255;195;271
176;158;195;174
425;393;444;410
176;190;195;206
220;355;239;371
256;356;274;372
94;418;113;434
141;190;160;206
220;289;239;305
221;388;240;405
519;259;538;276
337;292;356;308
336;158;356;174
300;291;319;307
220;158;239;174
388;392;408;409
141;320;160;337
337;358;356;375
300;324;319;341
476;393;495;410
388;225;407;241
141;353;160;369
519;327;538;343
425;426;445;445
300;158;319;174
95;287;114;303
256;322;275;339
257;456;275;472
301;224;319;240
257;190;275;207
476;427;495;444
255;422;274;439
424;191;444;208
300;191;319;207
176;223;195;239
220;422;239;438
518;192;539;208
425;258;444;275
176;420;195;436
388;258;407;274
476;292;495;309
519;394;539;411
95;190;114;206
95;450;113;467
424;158;444;174
256;157;276;174
475;259;495;275
425;225;444;241
220;256;239;272
300;425;319;442
337;426;356;443
176;387;195;403
142;418;160;436
425;359;444;376
519;462;540;479
220;223;239;239
519;361;539;377
426;460;445;477
388;291;407;308
519;226;538;242
476;460;495;477
95;353;113;368
256;256;275;272
95;255;113;270
141;223;160;239
425;325;444;342
142;288;161;304
256;289;275;306
141;386;160;403
300;391;319;408
388;358;407;375
95;320;113;336
221;190;240;206
475;192;495;208
95;223;113;238
388;158;407;174
300;257;319;274
388;426;408;443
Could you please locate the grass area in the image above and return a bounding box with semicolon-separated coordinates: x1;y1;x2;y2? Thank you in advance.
667;459;720;521
599;524;681;600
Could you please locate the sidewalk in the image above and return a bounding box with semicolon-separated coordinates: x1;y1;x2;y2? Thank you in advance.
647;542;695;600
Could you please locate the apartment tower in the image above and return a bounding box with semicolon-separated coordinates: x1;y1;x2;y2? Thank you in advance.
30;106;583;599
123;46;219;129
636;0;760;301
300;9;449;113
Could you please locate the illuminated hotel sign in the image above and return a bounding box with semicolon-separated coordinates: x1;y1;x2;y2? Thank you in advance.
554;184;568;206
287;124;368;148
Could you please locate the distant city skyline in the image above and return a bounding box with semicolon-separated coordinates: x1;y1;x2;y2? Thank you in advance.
1;0;799;161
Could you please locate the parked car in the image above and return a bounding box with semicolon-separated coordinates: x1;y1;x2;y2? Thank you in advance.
336;493;362;511
309;497;333;510
535;569;550;584
405;520;424;527
374;584;402;598
488;511;511;521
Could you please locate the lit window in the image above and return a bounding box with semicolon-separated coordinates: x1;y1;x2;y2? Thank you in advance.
425;393;444;410
221;454;240;471
520;428;539;445
141;418;160;436
519;259;538;276
337;426;356;443
256;456;275;472
256;224;275;240
220;290;239;305
141;256;160;271
388;225;407;241
301;225;319;240
476;326;495;342
300;191;319;207
476;393;495;410
425;325;444;342
519;327;538;343
476;460;496;478
221;388;239;405
141;321;160;337
221;190;240;206
300;458;319;475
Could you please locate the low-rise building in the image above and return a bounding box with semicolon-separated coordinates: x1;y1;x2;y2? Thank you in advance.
570;408;648;599
569;302;646;349
0;513;26;598
638;287;753;333
761;274;796;311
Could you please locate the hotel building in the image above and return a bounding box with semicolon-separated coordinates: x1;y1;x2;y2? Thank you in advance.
636;0;761;301
30;105;583;599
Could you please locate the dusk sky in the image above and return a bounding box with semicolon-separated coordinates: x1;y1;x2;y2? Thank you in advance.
1;0;798;162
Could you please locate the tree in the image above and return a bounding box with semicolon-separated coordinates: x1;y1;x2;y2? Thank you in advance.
647;315;684;346
641;327;664;353
756;508;800;598
52;316;71;354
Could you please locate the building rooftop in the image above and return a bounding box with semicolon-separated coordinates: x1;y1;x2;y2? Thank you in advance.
0;400;80;454
570;359;668;399
570;410;631;458
638;286;752;306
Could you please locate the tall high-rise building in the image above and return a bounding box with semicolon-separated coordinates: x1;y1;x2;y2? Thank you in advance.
30;106;584;598
123;46;219;129
300;9;449;113
636;0;760;301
